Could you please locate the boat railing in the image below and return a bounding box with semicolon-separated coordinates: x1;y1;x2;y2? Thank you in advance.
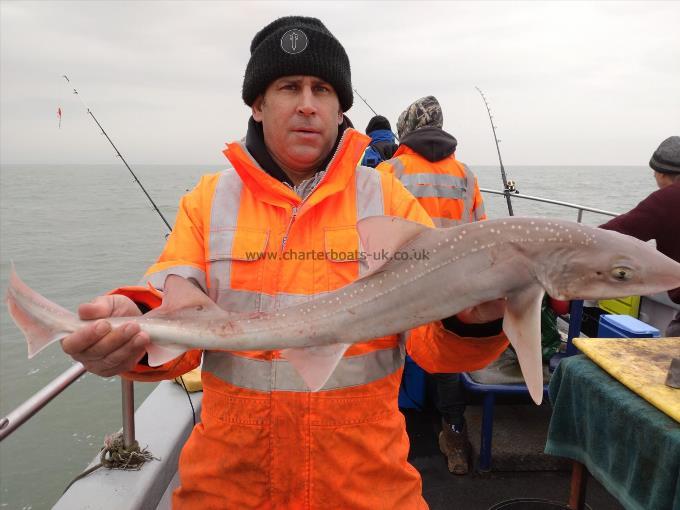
0;364;137;447
0;190;619;443
479;188;619;222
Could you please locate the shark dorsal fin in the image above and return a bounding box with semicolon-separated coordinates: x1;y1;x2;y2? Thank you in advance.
356;216;432;275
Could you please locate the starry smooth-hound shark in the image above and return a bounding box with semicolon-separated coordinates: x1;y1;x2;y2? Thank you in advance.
7;216;680;404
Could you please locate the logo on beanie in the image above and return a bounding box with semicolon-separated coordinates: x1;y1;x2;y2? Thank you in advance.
281;29;308;55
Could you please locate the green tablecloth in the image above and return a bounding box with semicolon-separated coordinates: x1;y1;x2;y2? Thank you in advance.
546;355;680;510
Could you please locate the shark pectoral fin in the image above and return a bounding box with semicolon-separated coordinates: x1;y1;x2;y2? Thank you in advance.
281;343;351;391
503;285;546;405
146;343;188;367
356;216;432;276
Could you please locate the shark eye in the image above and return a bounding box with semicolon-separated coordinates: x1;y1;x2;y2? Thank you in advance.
611;267;633;281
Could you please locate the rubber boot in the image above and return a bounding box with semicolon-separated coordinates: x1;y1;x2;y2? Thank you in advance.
438;418;471;475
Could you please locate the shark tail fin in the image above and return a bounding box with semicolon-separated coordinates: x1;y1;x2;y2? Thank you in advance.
6;265;78;358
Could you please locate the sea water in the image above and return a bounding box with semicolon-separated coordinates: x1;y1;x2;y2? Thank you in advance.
0;163;656;509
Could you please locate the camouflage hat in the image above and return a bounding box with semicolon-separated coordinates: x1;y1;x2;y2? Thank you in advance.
397;96;443;139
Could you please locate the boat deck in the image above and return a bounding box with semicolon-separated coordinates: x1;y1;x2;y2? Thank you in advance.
52;380;628;509
405;401;624;510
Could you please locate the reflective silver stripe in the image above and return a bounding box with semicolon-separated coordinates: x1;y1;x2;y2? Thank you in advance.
405;184;466;200
355;166;385;277
355;166;384;220
433;217;464;228
214;288;275;313
473;201;486;221
215;290;336;313
142;265;207;292
203;345;405;392
462;164;477;223
383;157;406;179
399;173;467;189
207;171;243;302
275;291;332;309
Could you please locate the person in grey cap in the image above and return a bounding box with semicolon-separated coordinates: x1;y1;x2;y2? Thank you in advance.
600;136;680;336
58;15;508;509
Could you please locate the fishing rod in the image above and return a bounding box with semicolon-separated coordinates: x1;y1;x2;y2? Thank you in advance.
352;87;399;142
62;75;173;232
475;86;515;216
353;87;381;117
61;76;196;434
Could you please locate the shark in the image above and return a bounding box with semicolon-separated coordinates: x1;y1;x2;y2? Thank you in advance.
7;216;680;404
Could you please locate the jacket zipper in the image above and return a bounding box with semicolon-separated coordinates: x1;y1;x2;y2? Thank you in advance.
279;130;350;251
281;206;297;250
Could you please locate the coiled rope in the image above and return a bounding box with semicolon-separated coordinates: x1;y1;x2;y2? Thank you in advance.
62;432;158;494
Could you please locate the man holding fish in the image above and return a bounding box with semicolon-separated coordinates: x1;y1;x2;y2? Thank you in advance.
11;15;680;510
59;16;509;509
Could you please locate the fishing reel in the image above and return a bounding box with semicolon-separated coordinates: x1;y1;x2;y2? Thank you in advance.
505;180;519;194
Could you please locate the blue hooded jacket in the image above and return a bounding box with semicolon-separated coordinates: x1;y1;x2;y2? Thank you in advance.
361;129;398;168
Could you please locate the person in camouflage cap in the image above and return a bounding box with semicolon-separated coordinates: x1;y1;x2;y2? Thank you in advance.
396;95;444;139
379;94;488;476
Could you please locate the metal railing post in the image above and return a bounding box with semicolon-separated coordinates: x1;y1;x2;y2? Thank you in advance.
121;378;135;447
567;300;585;356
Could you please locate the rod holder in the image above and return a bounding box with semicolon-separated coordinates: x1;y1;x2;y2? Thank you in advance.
121;378;135;447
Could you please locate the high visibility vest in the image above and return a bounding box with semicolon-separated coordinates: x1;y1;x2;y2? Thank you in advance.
123;128;507;509
378;145;486;227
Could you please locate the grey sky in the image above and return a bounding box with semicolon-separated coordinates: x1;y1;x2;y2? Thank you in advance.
1;0;679;166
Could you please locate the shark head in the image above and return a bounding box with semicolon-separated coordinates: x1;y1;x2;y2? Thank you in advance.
496;219;680;406
537;226;680;301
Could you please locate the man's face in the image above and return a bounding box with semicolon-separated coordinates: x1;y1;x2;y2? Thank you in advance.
252;76;343;181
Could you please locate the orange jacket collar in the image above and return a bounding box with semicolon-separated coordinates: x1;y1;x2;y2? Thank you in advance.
222;128;370;210
393;143;459;161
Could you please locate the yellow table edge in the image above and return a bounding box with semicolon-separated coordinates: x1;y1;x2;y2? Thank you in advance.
573;337;680;423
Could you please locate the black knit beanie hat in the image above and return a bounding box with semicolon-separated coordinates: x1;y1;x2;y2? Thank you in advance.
242;16;353;112
365;115;392;134
649;136;680;174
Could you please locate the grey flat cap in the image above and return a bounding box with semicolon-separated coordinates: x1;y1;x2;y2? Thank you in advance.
650;136;680;174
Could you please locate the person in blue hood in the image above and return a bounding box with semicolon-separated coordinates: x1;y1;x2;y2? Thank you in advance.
361;115;398;167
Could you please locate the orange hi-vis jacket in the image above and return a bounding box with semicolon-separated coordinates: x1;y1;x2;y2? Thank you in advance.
122;128;507;509
377;145;487;227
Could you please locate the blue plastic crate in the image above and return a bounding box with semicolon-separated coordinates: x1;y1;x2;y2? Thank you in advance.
398;355;426;409
597;314;660;338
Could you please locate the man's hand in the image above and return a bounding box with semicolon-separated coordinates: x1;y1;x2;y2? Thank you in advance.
456;298;506;324
61;295;150;378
